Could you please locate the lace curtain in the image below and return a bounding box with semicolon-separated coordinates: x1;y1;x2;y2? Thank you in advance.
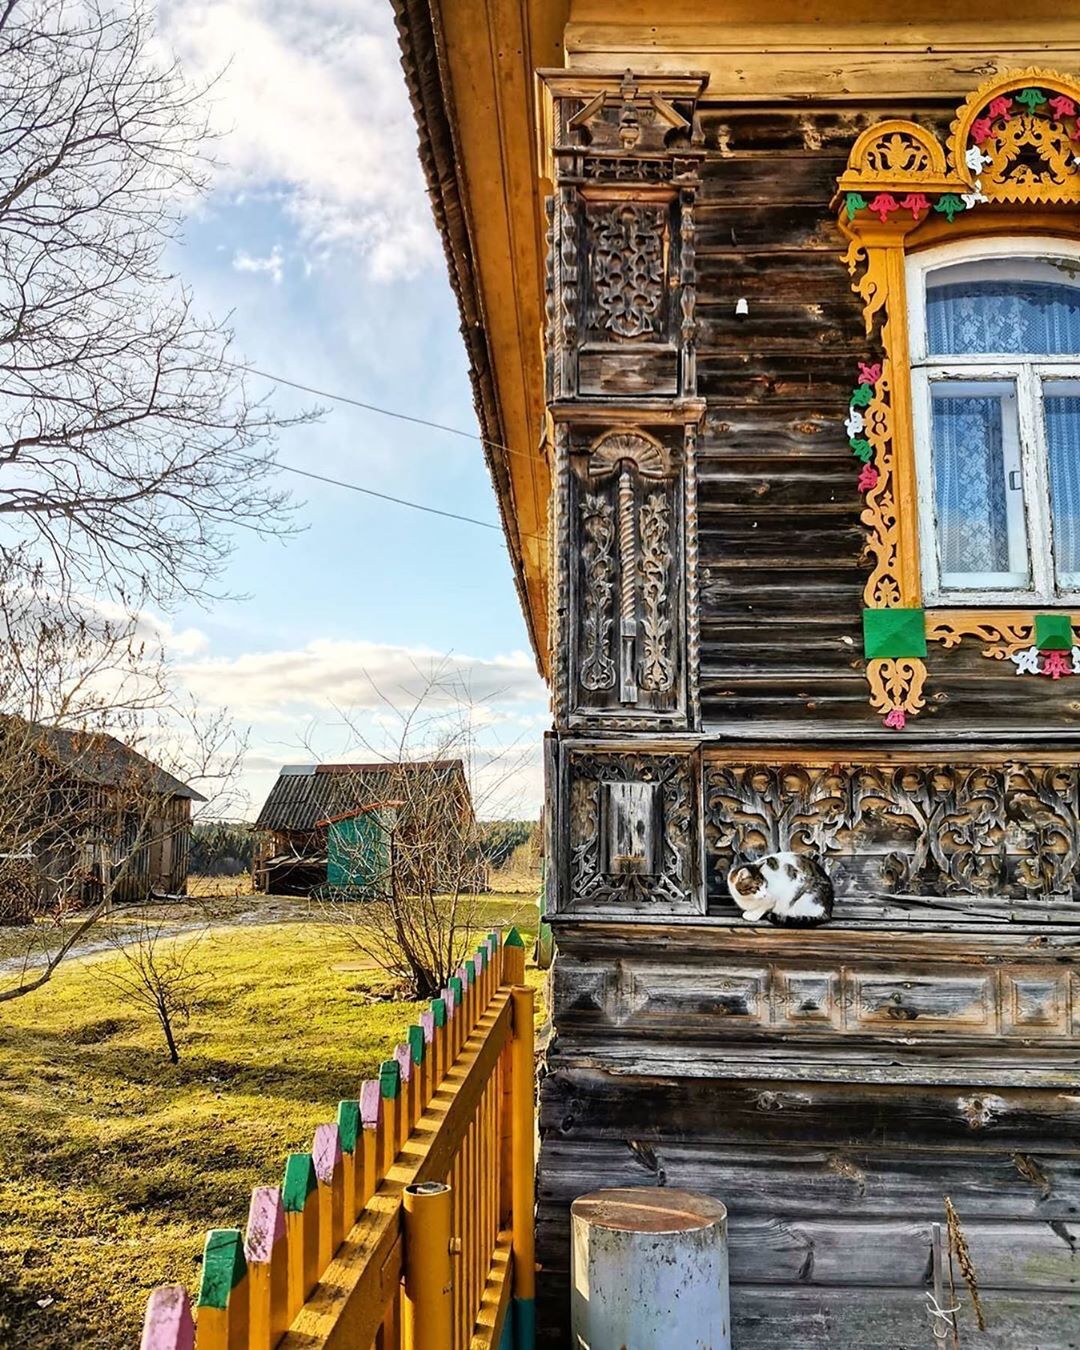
931;394;1011;577
927;280;1080;355
1046;393;1080;587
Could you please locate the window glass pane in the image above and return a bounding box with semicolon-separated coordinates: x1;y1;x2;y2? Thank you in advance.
1045;380;1080;592
930;380;1029;590
926;257;1080;356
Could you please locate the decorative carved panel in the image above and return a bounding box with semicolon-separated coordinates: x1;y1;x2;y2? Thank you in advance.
554;950;1080;1044
541;71;704;403
561;425;692;726
563;749;701;916
704;759;1080;902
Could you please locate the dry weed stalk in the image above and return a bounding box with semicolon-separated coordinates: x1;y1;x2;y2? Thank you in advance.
944;1195;986;1333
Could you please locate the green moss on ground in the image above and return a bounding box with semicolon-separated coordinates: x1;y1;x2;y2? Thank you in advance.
0;896;539;1348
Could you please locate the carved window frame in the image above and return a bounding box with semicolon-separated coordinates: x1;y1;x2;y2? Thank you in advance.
836;68;1080;728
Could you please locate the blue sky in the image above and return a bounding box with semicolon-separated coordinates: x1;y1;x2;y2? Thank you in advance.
150;0;547;817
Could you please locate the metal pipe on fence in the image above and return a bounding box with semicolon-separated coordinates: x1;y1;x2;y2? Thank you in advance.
403;1181;453;1350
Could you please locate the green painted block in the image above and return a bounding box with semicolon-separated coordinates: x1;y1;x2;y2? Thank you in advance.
450;976;463;1004
465;961;475;986
198;1229;247;1308
282;1153;316;1213
337;1100;360;1154
1035;613;1073;650
379;1059;401;1100
431;996;447;1028
408;1024;425;1064
862;607;927;659
504;926;525;949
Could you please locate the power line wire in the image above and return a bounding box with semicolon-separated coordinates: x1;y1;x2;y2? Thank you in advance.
226;358;540;466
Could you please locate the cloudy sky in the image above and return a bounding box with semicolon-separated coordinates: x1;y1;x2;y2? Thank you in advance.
151;0;547;818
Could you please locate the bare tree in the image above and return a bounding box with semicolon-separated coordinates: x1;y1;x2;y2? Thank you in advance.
101;917;209;1062
0;0;314;608
315;665;533;999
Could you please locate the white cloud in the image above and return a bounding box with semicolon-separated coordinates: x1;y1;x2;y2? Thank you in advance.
172;637;549;817
176;637;546;721
160;0;439;280
232;244;284;284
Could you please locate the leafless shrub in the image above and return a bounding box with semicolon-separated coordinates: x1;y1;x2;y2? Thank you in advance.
101;918;209;1062
315;663;534;999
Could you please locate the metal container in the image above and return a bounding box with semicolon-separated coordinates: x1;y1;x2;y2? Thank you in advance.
570;1188;730;1350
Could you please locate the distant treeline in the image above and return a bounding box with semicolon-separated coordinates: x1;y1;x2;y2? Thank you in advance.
189;822;254;876
477;820;540;870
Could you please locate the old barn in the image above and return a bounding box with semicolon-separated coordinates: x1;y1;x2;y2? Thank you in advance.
393;3;1080;1345
0;719;203;917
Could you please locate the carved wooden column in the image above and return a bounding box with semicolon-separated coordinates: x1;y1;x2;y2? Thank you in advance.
540;70;708;916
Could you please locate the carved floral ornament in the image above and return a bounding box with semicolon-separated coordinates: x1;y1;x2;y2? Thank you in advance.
836;68;1080;729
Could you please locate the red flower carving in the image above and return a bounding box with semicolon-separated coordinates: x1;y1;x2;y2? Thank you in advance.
1050;95;1077;120
867;193;899;222
1043;650;1072;680
971;116;994;145
858;361;882;386
883;707;907;730
899;192;931;220
857;464;879;492
987;96;1013;121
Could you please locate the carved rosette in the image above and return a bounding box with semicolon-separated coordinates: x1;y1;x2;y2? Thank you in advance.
838;68;1080;729
705;758;1080;901
566;750;700;915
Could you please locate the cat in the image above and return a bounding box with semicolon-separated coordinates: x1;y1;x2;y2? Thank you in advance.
726;851;834;926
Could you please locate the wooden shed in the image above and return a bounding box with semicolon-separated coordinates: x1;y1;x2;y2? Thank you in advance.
392;4;1080;1344
0;718;203;917
252;761;479;897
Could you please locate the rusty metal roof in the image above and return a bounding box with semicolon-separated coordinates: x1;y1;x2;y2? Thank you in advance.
253;761;466;833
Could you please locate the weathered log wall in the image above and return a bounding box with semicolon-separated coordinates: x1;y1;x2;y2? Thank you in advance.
537;87;1080;1350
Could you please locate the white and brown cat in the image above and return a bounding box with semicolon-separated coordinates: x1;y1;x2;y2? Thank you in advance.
727;852;834;926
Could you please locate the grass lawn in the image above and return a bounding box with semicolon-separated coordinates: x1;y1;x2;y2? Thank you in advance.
0;895;540;1348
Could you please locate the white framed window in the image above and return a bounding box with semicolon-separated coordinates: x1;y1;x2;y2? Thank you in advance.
907;237;1080;605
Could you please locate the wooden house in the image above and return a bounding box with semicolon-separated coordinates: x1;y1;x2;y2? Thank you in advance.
393;3;1080;1344
0;719;203;917
252;760;480;896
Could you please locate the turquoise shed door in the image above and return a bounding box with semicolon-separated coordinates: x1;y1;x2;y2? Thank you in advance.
326;809;392;892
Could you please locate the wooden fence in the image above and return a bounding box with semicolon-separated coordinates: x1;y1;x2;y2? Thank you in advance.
140;928;536;1350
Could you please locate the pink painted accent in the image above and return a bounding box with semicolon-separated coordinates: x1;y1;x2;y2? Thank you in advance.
442;986;456;1015
140;1286;195;1350
313;1124;342;1183
394;1042;412;1082
899;192;930;220
987;95;1013;120
883;707;907;730
245;1186;285;1264
1043;650;1072;680
857;362;882;386
857;465;879;493
473;953;484;977
867;192;898;222
971;116;994;144
420;1010;435;1043
360;1079;382;1129
1051;95;1077;119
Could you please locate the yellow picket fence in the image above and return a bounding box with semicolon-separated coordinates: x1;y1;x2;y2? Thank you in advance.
140;928;535;1350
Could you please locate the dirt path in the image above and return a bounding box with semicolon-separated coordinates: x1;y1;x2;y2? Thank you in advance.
0;898;311;977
